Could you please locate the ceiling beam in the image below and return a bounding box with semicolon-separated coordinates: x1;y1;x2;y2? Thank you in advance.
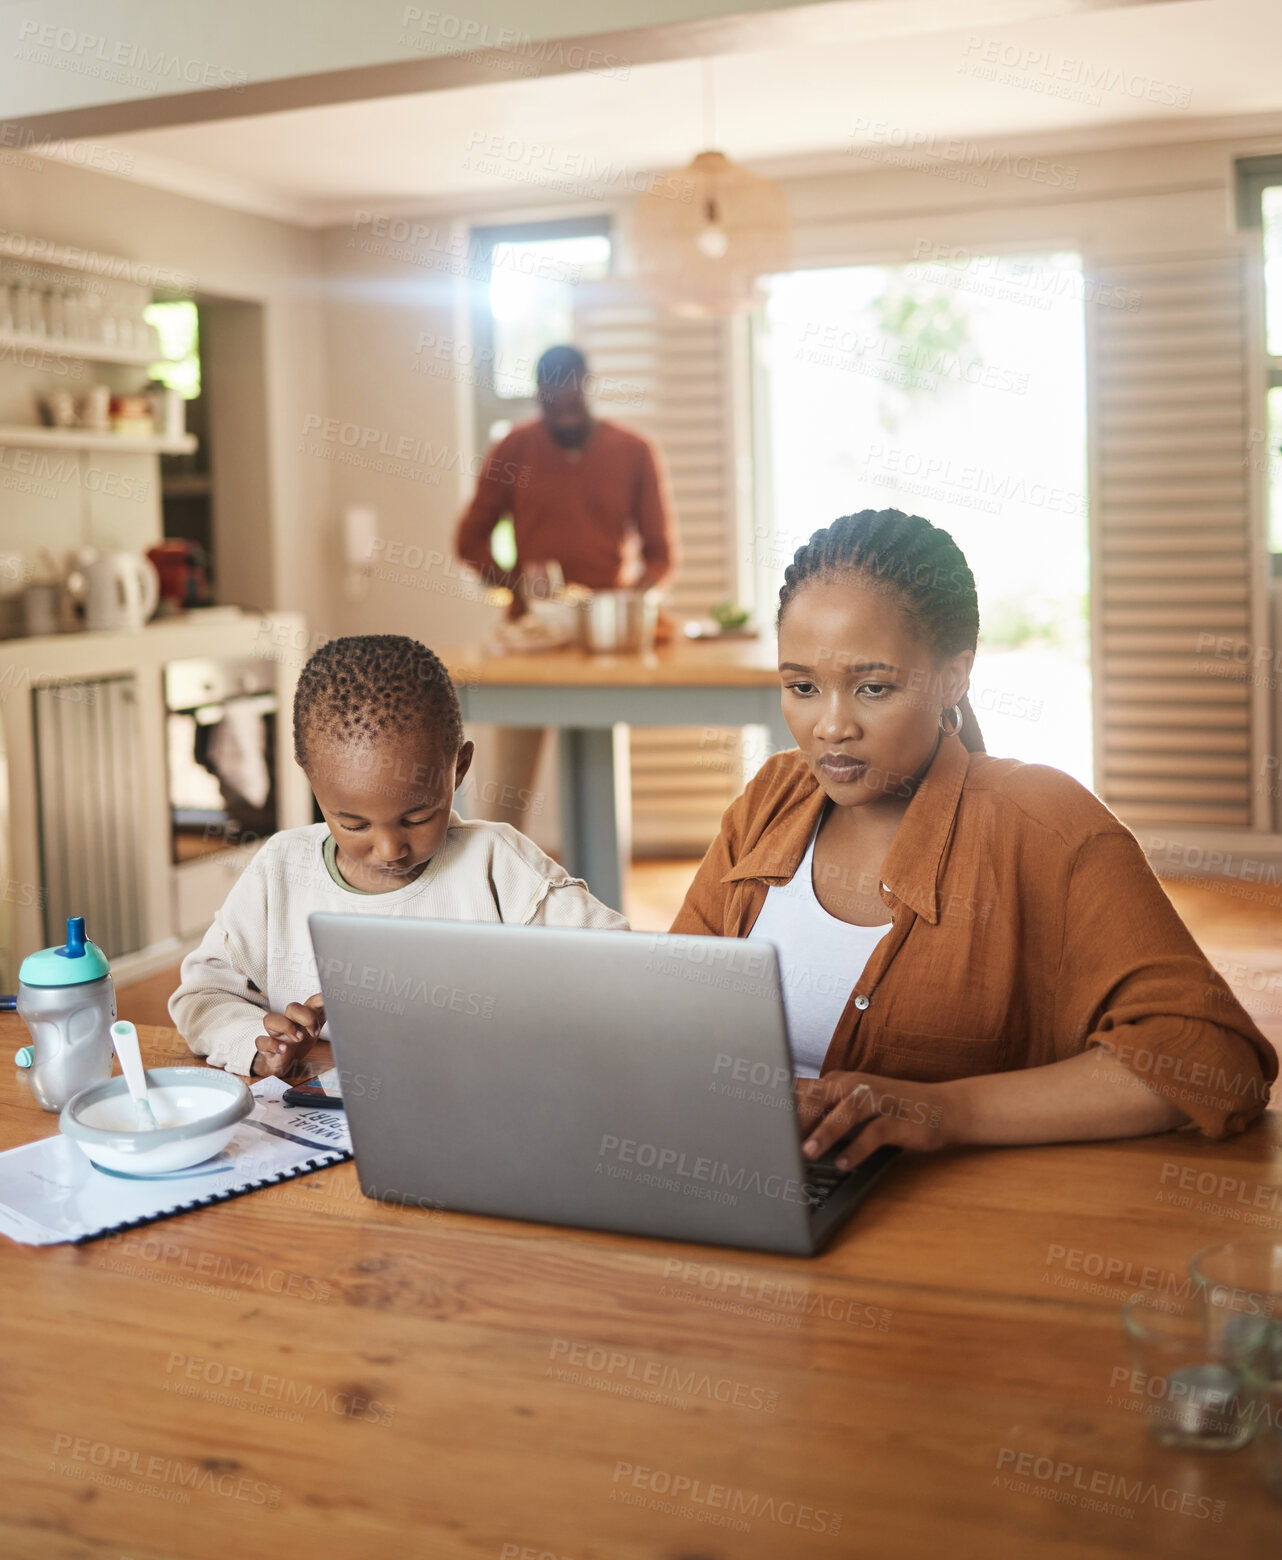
4;0;1195;141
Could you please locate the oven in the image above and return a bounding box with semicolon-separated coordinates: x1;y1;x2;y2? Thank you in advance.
164;657;278;865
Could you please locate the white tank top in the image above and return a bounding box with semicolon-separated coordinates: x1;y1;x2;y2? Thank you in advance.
746;821;892;1078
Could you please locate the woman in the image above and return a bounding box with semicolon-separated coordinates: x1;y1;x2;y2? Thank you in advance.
672;510;1276;1170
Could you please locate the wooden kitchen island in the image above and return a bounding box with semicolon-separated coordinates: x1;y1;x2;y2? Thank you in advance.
442;635;791;911
1;1017;1280;1558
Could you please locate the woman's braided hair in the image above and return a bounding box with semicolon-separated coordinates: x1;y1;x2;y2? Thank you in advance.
293;635;462;768
777;508;979;661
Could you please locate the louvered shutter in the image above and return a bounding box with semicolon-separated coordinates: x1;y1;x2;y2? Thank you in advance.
1086;247;1267;830
576;300;749;854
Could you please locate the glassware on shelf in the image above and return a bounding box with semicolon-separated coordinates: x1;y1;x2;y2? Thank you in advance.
13;285;39;335
82;292;104;342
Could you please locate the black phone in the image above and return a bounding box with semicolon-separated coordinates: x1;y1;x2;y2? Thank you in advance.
281;1077;345;1109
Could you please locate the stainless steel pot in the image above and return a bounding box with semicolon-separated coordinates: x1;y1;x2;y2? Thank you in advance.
579;590;659;654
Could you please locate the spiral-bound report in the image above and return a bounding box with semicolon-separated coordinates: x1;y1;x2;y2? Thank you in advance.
0;1077;353;1246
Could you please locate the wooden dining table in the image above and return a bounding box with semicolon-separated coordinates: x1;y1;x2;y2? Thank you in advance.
1;1015;1279;1559
443;635;792;912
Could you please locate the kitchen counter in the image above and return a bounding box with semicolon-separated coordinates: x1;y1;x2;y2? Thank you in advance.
443;633;782;687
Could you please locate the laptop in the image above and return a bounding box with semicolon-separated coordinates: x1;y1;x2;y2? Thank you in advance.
308;916;901;1256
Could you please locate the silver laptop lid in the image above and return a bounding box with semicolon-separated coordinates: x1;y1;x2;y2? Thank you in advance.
309;916;820;1254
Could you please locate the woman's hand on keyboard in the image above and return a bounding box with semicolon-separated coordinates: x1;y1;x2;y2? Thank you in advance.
796;1070;949;1168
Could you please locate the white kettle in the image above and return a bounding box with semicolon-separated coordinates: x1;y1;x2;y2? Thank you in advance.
72;553;161;632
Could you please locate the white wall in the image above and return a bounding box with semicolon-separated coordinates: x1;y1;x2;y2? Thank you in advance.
314;217;501;648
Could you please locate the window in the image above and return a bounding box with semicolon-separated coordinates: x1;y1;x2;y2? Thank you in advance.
488;233;610;399
468;218;611;568
1236;157;1282;555
144;299;200;398
469;217;611;433
754;254;1089;780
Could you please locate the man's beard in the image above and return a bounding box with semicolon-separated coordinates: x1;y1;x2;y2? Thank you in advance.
549;421;591;449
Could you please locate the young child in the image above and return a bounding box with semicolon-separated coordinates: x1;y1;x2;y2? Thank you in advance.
170;634;628;1078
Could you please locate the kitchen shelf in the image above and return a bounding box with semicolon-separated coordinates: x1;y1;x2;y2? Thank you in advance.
0;329;169;367
0;425;196;454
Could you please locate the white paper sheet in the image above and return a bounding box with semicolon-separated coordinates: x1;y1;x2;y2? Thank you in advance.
0;1077;351;1246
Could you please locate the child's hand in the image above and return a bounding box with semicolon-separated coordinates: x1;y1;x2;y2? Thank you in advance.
250;994;326;1078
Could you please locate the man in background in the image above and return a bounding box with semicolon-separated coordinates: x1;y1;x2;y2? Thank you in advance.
455;343;676;828
456;343;674;608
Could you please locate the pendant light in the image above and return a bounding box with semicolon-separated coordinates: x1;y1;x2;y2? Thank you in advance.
631;59;792;317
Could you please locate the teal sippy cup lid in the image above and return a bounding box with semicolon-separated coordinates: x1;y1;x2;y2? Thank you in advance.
19;916;111;987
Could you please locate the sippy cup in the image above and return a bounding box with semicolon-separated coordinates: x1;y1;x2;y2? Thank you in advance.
15;916;116;1111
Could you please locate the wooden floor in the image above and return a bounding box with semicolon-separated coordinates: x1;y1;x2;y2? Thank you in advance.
117;862;1282;1069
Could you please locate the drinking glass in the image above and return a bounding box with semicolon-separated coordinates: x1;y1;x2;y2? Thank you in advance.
1121;1291;1263;1451
1190;1242;1282;1493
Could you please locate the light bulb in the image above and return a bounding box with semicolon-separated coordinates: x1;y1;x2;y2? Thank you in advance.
696;223;729;259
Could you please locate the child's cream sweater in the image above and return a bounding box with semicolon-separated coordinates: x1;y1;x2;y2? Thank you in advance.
169;817;628;1075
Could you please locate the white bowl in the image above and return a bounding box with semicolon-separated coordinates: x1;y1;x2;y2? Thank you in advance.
60;1066;253;1176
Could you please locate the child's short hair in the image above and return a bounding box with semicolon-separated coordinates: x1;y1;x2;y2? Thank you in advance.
293;635;463;769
